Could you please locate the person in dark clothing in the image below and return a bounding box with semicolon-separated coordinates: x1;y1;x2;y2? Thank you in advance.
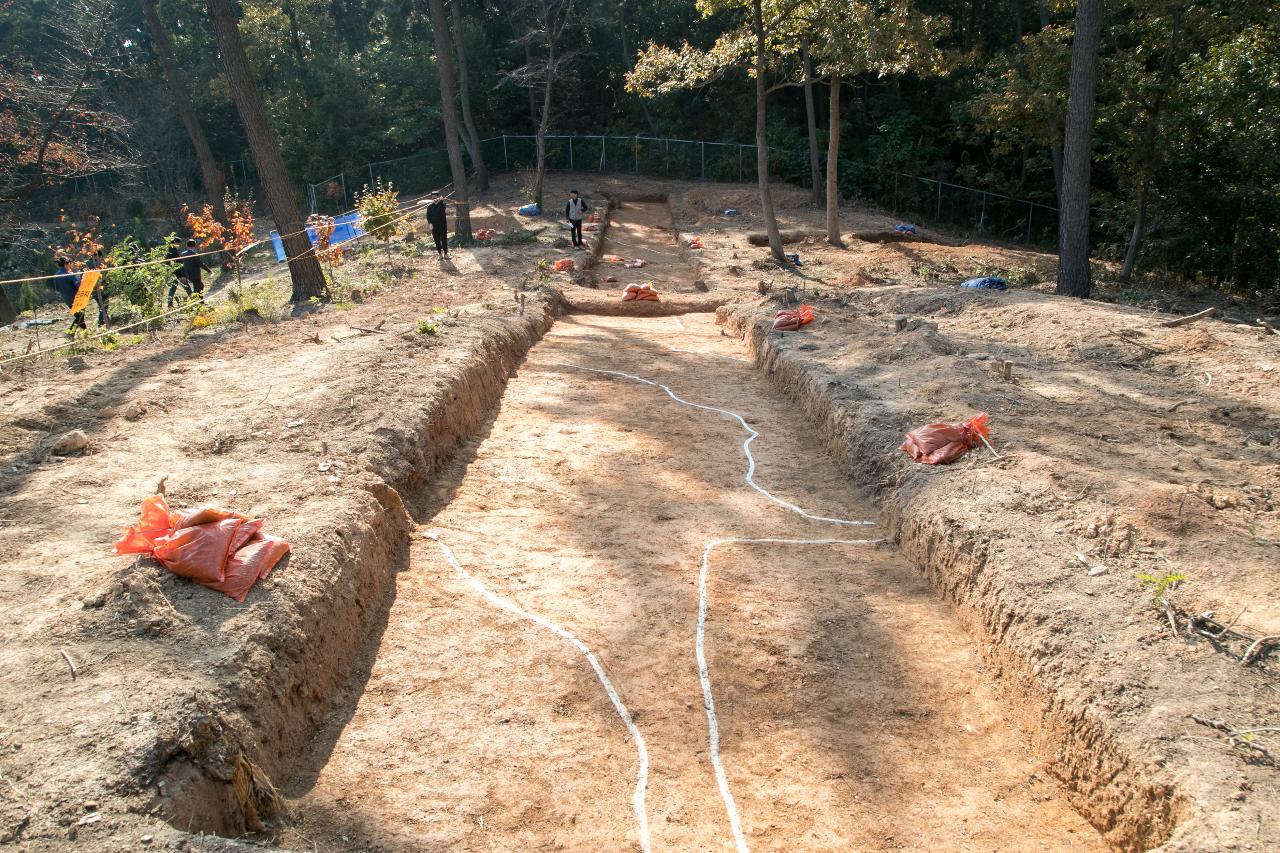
426;193;449;259
51;257;87;333
565;189;589;249
166;238;188;307
180;238;212;296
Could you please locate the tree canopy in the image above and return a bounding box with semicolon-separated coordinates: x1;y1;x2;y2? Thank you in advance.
2;0;1278;298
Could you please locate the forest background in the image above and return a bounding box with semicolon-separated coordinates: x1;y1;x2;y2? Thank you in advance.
1;0;1277;304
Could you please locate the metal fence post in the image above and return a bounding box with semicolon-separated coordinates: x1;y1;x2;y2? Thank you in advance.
936;179;943;220
502;134;509;170
634;135;639;173
739;145;743;182
979;192;987;230
598;135;606;171
341;173;348;208
1026;202;1034;242
700;142;706;180
569;135;574;171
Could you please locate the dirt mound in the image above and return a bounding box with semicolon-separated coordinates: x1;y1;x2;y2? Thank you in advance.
745;229;826;246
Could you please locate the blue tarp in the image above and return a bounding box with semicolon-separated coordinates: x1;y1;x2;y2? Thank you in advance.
961;276;1008;291
270;212;365;261
517;203;541;216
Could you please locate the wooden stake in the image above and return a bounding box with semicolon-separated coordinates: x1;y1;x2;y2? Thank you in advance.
1160;306;1216;328
59;649;78;681
1001;360;1013;381
894;314;907;332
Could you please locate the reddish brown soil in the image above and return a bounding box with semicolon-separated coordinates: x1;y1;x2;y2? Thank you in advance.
0;171;1274;852
281;313;1102;852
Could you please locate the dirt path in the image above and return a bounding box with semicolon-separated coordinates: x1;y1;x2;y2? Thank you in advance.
281;311;1103;852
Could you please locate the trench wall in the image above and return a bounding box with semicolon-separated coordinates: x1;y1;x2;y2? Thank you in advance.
719;303;1188;853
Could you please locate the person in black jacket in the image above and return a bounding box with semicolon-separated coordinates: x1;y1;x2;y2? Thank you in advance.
426;193;449;259
565;189;589;249
166;238;188;307
179;238;213;297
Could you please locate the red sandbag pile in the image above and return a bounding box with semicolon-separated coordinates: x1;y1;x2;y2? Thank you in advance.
474;228;497;241
113;495;290;602
772;304;815;331
688;235;704;249
899;413;991;465
553;258;575;273
622;282;660;302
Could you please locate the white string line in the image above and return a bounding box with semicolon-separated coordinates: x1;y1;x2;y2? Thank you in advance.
549;363;874;527
0;189;447;288
426;533;652;853
550;360;878;850
698;537;884;853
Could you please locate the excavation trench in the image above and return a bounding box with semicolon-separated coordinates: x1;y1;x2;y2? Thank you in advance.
279;311;1105;851
171;200;1163;850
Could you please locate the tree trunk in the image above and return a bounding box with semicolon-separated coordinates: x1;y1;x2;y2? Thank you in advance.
533;69;552;207
1119;180;1147;284
140;0;226;221
428;0;472;240
826;76;843;247
206;0;326;303
751;0;784;263
0;287;17;325
1055;0;1104;298
449;0;488;191
282;0;306;68
802;39;821;205
1120;9;1181;286
525;43;540;132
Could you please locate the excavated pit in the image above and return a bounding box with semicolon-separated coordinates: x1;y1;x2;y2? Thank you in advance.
277;312;1108;851
169;198;1179;851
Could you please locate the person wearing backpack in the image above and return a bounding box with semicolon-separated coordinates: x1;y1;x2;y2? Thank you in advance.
50;257;87;333
565;189;589;250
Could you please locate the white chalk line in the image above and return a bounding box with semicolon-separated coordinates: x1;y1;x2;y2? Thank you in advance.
427;533;652;853
552;359;883;850
549;362;874;527
698;537;883;853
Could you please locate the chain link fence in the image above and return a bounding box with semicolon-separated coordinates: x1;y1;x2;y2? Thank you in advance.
300;133;1059;250
890;173;1059;248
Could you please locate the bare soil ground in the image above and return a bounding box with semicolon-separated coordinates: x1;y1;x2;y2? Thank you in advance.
280;313;1102;852
0;171;1275;852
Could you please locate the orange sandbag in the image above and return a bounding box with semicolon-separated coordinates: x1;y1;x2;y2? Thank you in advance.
171;505;246;529
688;236;704;249
603;254;624;264
605;275;618;282
153;517;245;583
772;304;815;331
475;228;496;241
113;495;174;554
554;258;575;272
208;534;290;603
112;495;290;601
900;413;991;465
622;282;660;302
